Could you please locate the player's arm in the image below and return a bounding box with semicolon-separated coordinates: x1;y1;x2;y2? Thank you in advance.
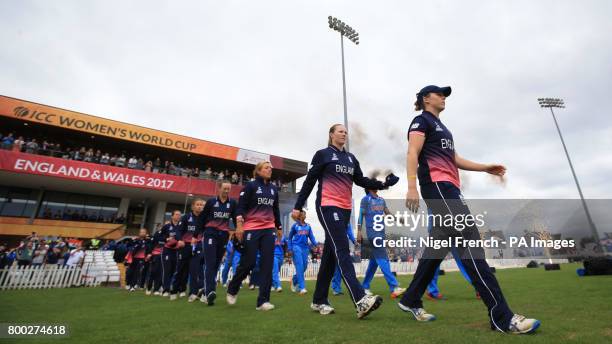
357;199;366;244
307;225;318;247
406;133;424;212
455;152;506;176
293;150;326;212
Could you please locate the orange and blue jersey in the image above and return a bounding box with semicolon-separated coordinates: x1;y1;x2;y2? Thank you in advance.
202;196;237;231
408;111;460;188
288;222;318;250
130;238;147;259
147;229;165;255
294;145;385;211
237;176;281;231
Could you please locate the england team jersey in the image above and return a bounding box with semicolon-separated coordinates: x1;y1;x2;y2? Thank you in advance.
408;111;460;188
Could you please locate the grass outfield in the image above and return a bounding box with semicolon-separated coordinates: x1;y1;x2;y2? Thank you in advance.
1;263;611;344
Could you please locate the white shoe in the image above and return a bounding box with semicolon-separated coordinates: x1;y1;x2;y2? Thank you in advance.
188;294;198;303
332;290;344;296
390;287;406;299
226;293;237;305
200;295;208;304
179;292;186;298
129;287;136;292
299;289;308;295
356;295;383;319
162;292;170;297
222;283;228;288
256;302;275;311
291;284;297;293
508;314;541;334
311;303;335;315
125;286;131;291
153;291;161;296
169;294;177;301
397;303;436;321
364;289;373;296
276;287;283;293
145;289;152;296
249;285;255;290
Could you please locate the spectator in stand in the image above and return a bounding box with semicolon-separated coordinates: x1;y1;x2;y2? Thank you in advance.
100;153;110;165
83;148;94;162
193;167;200;177
231;172;238;184
204;167;212;178
65;244;85;267
217;171;224;181
136;158;144;170
93;150;102;163
116;154;127;167
45;245;62;266
24;138;39;154
109;154;118;166
127;156;138;169
16;241;34;266
153;158;161;172
144;160;153;172
168;162;177;175
42;207;52;219
12;136;24;152
31;242;48;267
1;133;15;150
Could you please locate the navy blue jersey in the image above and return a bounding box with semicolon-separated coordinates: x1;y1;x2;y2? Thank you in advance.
237;176;281;231
161;221;180;249
130;238;147;259
176;211;204;243
202;197;237;231
408;111;459;187
295;145;385;210
147;229;165;255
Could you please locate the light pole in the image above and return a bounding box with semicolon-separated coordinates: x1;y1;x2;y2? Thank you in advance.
328;16;359;152
538;98;602;253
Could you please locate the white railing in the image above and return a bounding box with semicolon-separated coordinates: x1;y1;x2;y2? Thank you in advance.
0;264;100;290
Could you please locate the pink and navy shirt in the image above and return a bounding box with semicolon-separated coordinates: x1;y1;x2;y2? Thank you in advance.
202;196;237;231
408;111;460;188
294;145;385;210
237;176;281;231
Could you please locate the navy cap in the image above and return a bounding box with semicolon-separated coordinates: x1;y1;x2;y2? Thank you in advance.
416;85;451;107
417;85;452;97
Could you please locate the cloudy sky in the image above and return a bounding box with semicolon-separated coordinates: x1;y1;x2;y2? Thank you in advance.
1;1;611;236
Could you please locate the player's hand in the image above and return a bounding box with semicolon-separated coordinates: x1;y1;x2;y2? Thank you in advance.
383;173;400;188
484;164;506;176
235;220;244;241
191;237;197;245
405;189;419;213
357;231;363;245
276;228;283;239
291;209;301;221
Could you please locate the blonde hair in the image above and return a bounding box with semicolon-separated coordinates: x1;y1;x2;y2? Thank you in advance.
328;123;344;145
253;161;271;178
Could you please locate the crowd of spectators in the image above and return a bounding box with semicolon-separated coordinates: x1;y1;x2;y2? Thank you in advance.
38;208;126;224
0;232;116;270
1;132;291;190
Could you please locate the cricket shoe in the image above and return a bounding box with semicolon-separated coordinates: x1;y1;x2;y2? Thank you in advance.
397;303;436;321
169;294;177;301
311;303;335;315
226;293;237;305
256;302;275;311
425;291;446;300
179;292;186;298
356;294;383;319
187;294;198;303
508;314;540;334
145;289;152;296
299;289;308;295
364;289;373;296
206;291;217;306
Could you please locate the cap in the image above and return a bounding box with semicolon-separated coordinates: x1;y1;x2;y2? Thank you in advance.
416;85;452;107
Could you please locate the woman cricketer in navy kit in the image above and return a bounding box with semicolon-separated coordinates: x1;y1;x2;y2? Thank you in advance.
226;161;282;311
200;182;237;305
171;198;205;301
400;85;540;334
292;124;399;319
161;210;181;297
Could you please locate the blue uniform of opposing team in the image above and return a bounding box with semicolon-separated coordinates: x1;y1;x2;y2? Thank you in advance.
288;219;318;292
359;191;400;293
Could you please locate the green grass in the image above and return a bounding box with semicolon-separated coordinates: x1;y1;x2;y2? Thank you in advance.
1;263;611;343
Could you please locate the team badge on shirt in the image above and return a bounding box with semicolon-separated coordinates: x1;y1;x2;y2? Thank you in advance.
256;187;263;194
331;153;339;161
435;123;443;132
